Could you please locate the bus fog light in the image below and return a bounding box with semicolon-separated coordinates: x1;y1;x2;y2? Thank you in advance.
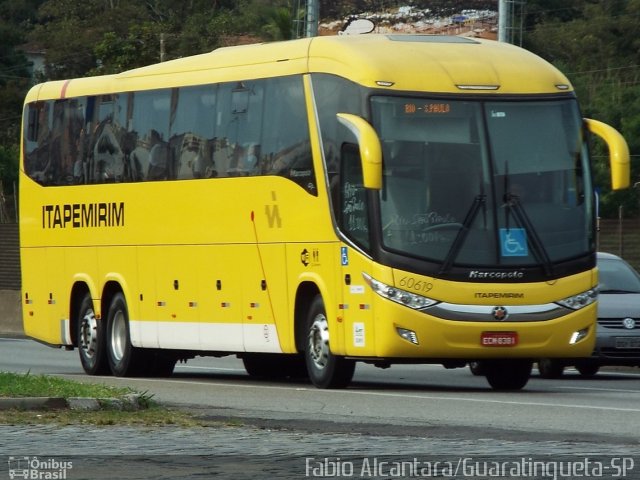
397;327;419;345
569;327;589;345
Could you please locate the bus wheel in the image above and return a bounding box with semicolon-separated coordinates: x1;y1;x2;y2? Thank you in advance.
537;358;564;379
106;292;144;377
468;361;486;376
484;360;532;391
576;362;600;377
77;293;109;375
304;295;355;389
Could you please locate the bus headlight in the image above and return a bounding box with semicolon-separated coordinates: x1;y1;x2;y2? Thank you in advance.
362;273;438;311
556;288;598;310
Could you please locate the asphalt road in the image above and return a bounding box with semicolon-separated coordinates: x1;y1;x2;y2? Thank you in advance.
2;337;640;446
3;337;640;478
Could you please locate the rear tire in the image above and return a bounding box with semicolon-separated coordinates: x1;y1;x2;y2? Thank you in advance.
77;293;109;375
537;358;565;379
106;292;147;377
484;360;532;391
304;295;355;389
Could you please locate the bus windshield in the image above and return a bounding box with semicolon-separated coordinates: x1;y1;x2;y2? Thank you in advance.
371;96;593;269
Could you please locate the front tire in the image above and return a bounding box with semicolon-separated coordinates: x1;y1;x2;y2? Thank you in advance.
538;358;565;379
484;360;532;391
468;361;486;376
106;292;146;377
576;362;600;377
304;295;355;389
77;293;109;375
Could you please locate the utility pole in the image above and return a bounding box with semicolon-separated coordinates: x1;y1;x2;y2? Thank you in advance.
305;0;319;37
498;0;509;42
499;0;525;45
160;33;166;62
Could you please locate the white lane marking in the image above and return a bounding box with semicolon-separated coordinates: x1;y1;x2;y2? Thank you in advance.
556;385;640;394
99;376;640;413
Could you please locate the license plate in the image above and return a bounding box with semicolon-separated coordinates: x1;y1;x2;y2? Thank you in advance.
481;331;518;347
615;337;640;349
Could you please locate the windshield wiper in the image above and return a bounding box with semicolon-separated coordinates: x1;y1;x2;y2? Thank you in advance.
439;193;486;275
504;191;554;277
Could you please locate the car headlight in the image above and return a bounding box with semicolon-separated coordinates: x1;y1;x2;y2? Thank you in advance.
556;288;598;310
362;272;438;311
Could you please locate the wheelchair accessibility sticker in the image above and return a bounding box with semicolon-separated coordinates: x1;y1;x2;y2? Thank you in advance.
500;228;528;257
341;246;349;266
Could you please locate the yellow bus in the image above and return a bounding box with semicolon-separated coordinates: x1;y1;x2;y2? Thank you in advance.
20;34;629;390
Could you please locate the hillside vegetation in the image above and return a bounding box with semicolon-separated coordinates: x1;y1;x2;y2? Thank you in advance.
0;0;638;219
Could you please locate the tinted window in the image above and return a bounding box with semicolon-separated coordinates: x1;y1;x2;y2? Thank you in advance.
23;76;315;193
311;74;365;237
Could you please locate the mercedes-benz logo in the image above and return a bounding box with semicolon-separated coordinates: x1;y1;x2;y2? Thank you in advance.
622;317;636;330
492;306;508;321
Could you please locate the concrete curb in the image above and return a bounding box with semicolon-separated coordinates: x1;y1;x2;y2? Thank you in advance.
0;394;146;412
0;397;67;411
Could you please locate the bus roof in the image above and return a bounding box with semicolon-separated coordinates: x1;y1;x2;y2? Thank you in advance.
26;34;572;101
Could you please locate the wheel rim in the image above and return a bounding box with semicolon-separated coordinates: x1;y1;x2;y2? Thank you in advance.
79;308;98;360
308;313;330;369
110;309;127;363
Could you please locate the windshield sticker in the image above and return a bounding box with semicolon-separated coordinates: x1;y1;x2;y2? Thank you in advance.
500;228;528;257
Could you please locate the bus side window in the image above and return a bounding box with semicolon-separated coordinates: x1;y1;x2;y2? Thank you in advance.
147;129;169;180
26;105;38;142
23;102;49;183
263;76;314;193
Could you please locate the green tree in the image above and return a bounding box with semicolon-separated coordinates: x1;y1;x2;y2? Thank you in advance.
89;0;291;73
0;0;43;215
29;0;148;79
526;0;640;218
262;6;294;40
91;24;164;75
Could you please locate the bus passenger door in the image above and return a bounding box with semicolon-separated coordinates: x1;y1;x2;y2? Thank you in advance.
337;143;376;356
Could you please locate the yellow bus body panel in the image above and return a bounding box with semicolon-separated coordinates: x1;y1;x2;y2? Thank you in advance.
23;36;571;105
21;34;599;362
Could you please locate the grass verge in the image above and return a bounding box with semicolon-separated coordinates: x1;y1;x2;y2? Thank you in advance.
0;371;136;399
0;371;206;427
